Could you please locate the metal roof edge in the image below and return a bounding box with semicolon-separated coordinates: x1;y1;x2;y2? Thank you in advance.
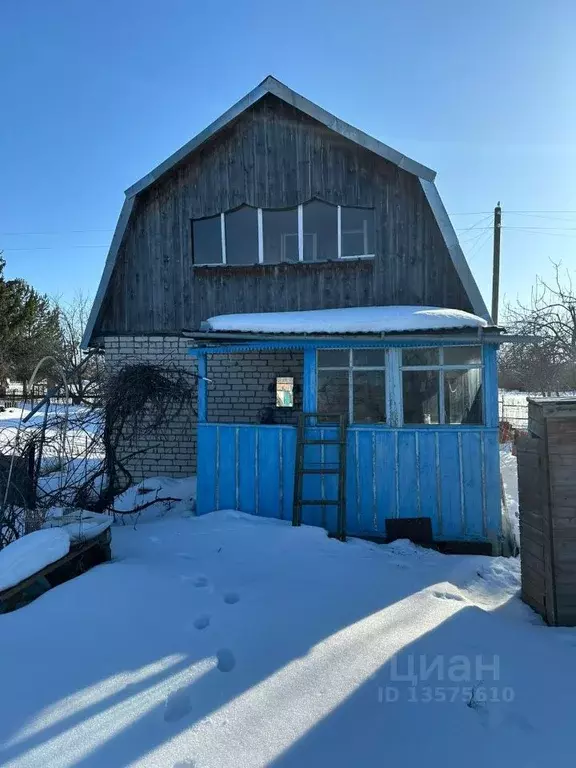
125;81;271;198
81;195;135;348
419;179;492;323
126;76;436;199
264;78;436;182
185;328;504;344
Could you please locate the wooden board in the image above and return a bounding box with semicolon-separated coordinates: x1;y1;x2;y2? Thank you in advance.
96;95;473;336
196;423;501;545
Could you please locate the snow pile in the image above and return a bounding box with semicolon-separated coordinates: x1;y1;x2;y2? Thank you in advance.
0;528;70;592
113;476;197;517
500;443;520;547
43;511;112;543
206;305;488;334
1;507;576;767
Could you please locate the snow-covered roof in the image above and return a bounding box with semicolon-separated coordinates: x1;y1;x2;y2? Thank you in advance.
205;306;489;335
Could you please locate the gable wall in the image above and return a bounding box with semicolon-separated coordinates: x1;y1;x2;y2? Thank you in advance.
97;95;473;335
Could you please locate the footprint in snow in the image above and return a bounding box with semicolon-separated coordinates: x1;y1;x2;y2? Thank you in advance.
216;649;236;672
164;690;193;723
193;614;211;630
223;592;240;605
194;575;209;588
174;762;196;768
431;589;466;602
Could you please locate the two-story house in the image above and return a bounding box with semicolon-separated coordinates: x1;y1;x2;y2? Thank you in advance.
84;77;506;551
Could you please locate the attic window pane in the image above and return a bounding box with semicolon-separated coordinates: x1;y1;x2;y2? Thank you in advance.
303;200;338;262
225;206;258;265
263;209;299;263
192;215;222;264
341;207;375;256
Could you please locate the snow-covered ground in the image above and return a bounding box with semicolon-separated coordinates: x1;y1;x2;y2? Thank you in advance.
1;478;576;767
500;443;520;548
0;405;102;461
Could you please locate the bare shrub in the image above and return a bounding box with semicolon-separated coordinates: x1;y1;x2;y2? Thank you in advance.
0;360;198;549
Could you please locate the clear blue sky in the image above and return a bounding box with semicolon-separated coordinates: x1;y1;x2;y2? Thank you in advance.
1;0;575;314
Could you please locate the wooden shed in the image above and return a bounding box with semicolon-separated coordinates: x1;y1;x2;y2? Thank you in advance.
517;398;576;625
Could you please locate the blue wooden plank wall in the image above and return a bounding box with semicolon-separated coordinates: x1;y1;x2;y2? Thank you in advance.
197;423;501;543
197;425;297;521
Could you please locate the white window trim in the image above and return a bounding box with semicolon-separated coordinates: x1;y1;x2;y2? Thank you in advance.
193;204;376;266
315;346;484;427
220;213;227;265
400;347;483;426
317;348;388;424
298;205;304;262
257;209;264;264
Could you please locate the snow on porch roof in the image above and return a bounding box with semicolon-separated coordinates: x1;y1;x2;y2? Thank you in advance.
204;306;489;335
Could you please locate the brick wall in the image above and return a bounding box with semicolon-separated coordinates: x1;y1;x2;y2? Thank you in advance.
103;335;198;480
102;337;303;479
207;351;303;424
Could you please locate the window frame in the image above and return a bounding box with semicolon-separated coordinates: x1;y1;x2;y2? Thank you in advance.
400;346;483;426
191;202;375;266
313;345;484;427
316;348;387;424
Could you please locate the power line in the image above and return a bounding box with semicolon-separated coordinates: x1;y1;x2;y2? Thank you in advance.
465;228;493;262
0;229;113;236
501;228;576;239
2;245;109;252
455;214;493;235
506;211;576;223
450;210;576;215
455;225;576;232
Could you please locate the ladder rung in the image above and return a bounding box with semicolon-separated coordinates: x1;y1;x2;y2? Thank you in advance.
302;439;345;445
296;499;340;506
299;468;340;475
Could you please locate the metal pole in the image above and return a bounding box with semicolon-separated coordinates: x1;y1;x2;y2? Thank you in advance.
491;202;502;324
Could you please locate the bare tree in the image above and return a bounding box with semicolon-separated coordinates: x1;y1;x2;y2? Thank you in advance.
55;292;102;404
501;261;576;395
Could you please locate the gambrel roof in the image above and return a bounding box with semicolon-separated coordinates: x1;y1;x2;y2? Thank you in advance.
83;76;490;347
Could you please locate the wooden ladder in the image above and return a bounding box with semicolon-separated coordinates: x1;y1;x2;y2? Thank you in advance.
292;412;348;541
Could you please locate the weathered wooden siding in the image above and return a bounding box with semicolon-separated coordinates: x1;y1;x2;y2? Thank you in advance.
97;94;473;335
518;400;576;625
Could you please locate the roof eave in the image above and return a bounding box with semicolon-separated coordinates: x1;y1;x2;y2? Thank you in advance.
419;179;492;323
185;327;504;344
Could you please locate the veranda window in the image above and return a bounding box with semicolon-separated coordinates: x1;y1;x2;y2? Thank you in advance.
401;347;483;425
317;349;386;423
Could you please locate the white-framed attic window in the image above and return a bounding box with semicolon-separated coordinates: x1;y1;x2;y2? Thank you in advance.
191;202;375;266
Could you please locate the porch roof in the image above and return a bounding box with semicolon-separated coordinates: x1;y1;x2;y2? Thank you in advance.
186;328;509;357
202;306;490;335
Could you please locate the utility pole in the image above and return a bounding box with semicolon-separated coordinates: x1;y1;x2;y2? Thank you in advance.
491;202;502;325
